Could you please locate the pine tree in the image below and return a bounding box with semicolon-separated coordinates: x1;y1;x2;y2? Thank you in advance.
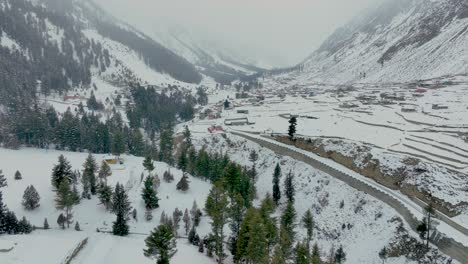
284;171;295;203
57;213;66;229
51;155;73;189
183;209;191;235
132;208;138;220
112;131;125;157
424;203;435;249
191;200;201;227
188;225;197;244
177;148;188;172
236;208;269;264
43;218;49;229
17;216;32;234
163;170;174;183
295;242;310;264
0;170;7;188
183;126;192;149
55;178;79;228
279;225;293;260
205;183;229;263
379;247;387;264
187;147;197;175
112;183;132;217
159;127;174;165
335;245;346;264
82;153;98;195
143;156;155;172
112;183;131;236
176;174;190;191
259;193;277;253
302;209;314;247
172;208;183;236
98;184;113;210
22;185;41;210
312;243;321;264
0;191;5;234
271;246;286;264
14;170;22;180
272;163;282;205
98;160;112;184
129;129;145;156
288;116;297;140
75;221;81;231
113;211;129;236
281;201;297;245
144;224;177;264
229;194;246;260
142;176;159;210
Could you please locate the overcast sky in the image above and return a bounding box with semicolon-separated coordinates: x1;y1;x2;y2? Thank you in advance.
93;0;382;67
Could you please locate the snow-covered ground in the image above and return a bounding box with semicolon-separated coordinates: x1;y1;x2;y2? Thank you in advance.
200;80;468;232
0;147;212;263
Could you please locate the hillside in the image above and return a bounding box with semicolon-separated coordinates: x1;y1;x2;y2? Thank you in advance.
150;25;265;85
0;0;202;109
300;0;468;84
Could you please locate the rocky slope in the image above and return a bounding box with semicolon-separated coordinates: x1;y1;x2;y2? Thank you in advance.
300;0;468;84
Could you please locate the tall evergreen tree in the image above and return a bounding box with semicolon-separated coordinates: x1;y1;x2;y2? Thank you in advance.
98;160;112;184
98;184;113;210
176;174;190;191
272;163;282;205
51;155;73;189
271;245;286;264
281;201;297;247
22;185;41;210
183;126;192;149
143;156;155;172
112;131;125;157
311;244;321;264
112;183;131;236
205;183;229;263
259;193;278;253
144;224;177;264
159;127;174;165
335;245;346;264
295;242;310;264
228;194;246;260
112;183;132;217
142;176;159;210
129;129;145;156
0;191;7;233
55;178;79;228
302;209;314;247
183;209;191;235
288;116;297;140
284;171;295;203
82;153;98;195
177;147;188;172
236;208;269;264
0;170;6;188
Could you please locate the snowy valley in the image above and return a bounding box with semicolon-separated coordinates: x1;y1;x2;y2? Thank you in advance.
1;0;468;263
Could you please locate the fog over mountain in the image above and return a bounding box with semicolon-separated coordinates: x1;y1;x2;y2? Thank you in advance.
93;0;382;68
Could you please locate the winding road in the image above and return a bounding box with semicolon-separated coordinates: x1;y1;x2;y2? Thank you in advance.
229;130;468;264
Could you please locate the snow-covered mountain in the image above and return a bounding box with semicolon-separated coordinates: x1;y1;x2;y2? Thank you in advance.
300;0;468;84
150;25;266;84
0;0;204;106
